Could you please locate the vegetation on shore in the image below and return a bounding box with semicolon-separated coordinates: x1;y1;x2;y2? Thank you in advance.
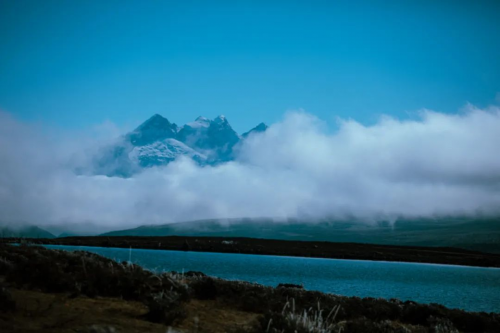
1;243;499;332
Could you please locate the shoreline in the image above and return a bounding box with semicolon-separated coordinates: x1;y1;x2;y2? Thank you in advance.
4;235;500;268
43;243;500;270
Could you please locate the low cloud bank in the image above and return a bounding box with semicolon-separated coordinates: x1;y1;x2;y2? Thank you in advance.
1;104;500;232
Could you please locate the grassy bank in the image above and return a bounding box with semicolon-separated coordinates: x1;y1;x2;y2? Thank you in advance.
1;243;499;332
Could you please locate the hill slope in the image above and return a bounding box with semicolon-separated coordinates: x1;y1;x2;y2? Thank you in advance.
0;225;55;239
101;217;500;253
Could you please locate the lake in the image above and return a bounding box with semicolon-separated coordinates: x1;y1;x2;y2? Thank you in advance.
44;244;500;313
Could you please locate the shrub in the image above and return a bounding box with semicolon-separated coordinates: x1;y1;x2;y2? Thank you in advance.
0;283;16;312
143;291;187;325
0;256;13;275
191;277;218;300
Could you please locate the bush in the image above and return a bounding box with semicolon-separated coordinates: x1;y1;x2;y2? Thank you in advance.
191;277;218;300
143;291;187;325
0;244;190;324
0;256;13;275
0;283;16;312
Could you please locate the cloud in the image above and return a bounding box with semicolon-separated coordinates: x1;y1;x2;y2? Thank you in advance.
1;104;500;233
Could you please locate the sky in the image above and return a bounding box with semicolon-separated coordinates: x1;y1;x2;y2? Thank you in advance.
1;0;500;133
1;1;500;233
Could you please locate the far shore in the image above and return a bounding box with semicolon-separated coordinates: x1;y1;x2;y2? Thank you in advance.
3;235;500;268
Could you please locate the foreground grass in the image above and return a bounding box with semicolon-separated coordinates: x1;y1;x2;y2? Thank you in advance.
0;244;499;332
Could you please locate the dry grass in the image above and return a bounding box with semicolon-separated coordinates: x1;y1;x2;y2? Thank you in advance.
1;244;499;333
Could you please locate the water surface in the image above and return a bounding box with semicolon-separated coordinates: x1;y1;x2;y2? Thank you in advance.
44;244;500;313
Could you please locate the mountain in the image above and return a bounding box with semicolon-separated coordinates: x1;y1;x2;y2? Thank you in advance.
177;115;240;162
127;114;179;146
205;115;240;161
0;225;56;239
101;217;500;253
129;138;207;167
242;122;268;138
176;116;211;147
93;114;266;176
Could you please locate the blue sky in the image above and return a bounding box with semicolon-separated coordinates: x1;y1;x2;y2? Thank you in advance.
1;0;499;133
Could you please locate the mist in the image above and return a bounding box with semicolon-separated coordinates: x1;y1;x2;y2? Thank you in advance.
1;104;500;233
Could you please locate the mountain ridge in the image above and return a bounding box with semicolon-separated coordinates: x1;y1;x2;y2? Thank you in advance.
94;114;267;176
0;225;55;239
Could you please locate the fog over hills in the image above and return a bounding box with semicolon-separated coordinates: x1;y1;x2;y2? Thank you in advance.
0;225;55;239
1;105;500;236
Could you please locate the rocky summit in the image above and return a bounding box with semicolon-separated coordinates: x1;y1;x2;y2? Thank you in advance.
93;114;266;176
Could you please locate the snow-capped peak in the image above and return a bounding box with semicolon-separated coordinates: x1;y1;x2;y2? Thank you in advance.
213;115;227;124
187;116;211;128
195;116;209;122
128;114;178;146
98;114;267;176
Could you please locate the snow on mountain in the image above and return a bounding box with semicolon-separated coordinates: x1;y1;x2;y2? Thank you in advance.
177;116;212;149
127;114;178;146
213;114;227;124
177;114;240;162
129;138;207;167
93;114;267;176
186;116;211;128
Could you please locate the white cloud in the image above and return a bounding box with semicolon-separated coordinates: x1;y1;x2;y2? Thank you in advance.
1;104;500;232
